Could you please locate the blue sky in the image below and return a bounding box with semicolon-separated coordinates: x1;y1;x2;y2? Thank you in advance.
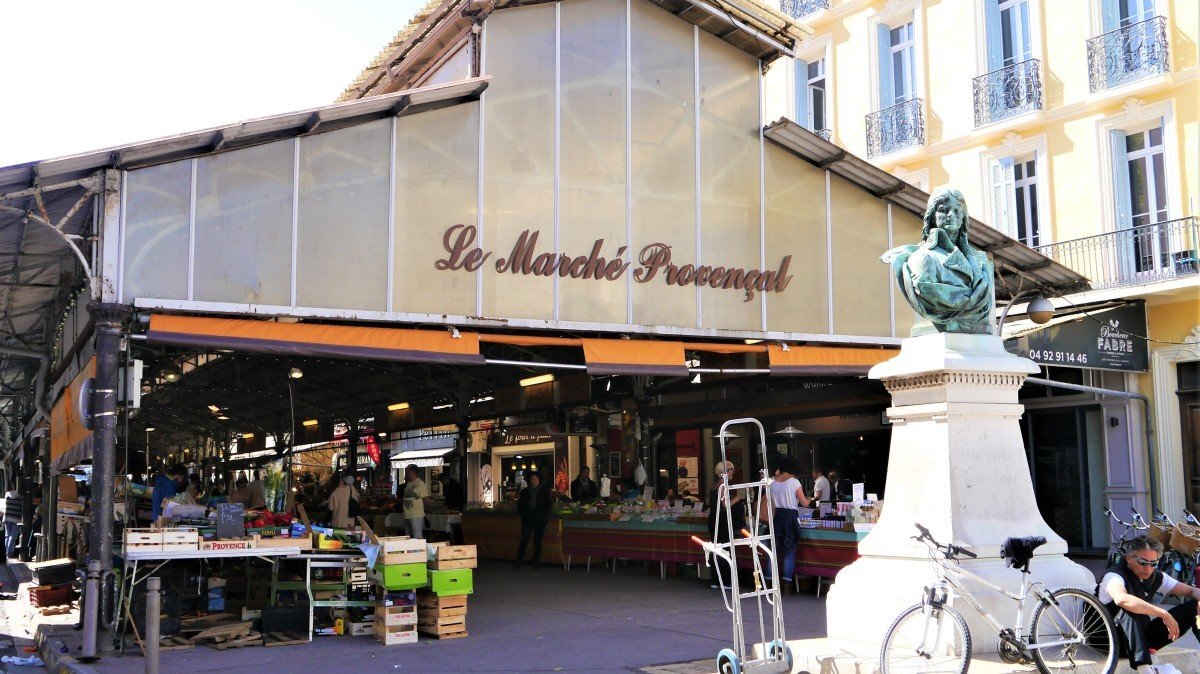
0;0;425;166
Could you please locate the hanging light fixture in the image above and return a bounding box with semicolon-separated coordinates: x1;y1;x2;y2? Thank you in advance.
288;367;304;379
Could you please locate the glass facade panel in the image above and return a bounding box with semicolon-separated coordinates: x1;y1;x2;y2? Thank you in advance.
122;161;192;302
630;0;697;327
890;208;923;336
558;0;628;324
697;31;761;331
394;103;481;316
829;175;890;337
763;144;826;334
481;4;557;320
193;140;294;305
297;119;390;310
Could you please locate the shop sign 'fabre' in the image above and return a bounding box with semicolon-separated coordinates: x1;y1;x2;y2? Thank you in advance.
1005;302;1149;372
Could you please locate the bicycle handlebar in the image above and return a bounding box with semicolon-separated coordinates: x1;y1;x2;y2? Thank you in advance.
1186;509;1199;526
912;523;977;559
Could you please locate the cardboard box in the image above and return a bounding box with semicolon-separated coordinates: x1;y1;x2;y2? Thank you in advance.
348;620;374;636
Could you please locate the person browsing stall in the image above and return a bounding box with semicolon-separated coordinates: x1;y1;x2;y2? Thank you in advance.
401;464;430;539
326;473;360;528
1099;535;1200;672
514;471;552;570
767;457;814;595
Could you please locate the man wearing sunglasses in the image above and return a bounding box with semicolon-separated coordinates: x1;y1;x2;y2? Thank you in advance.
1098;536;1200;672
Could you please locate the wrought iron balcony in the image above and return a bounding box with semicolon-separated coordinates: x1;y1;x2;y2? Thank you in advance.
1035;216;1199;290
1087;16;1170;93
780;0;829;19
866;98;924;158
812;128;831;142
973;59;1043;127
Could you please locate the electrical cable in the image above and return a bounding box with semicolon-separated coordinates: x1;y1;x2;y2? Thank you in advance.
1042;291;1196;346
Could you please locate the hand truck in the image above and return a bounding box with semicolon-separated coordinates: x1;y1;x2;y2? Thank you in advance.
692;418;793;674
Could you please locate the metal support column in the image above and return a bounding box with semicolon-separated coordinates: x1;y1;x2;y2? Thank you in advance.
18;438;35;561
85;302;129;653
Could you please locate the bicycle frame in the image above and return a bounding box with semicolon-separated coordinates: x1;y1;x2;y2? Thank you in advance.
923;550;1086;653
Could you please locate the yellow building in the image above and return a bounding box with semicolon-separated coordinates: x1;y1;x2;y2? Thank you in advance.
764;0;1198;549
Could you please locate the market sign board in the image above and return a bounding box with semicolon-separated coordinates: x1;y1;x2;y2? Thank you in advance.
1004;302;1148;372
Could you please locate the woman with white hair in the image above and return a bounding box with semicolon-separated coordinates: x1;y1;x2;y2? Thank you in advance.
706;461;747;586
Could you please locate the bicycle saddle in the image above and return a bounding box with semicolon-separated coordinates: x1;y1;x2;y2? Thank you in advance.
1001;536;1047;572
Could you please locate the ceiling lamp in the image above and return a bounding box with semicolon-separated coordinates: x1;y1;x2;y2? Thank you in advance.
774;424;805;437
519;374;555;387
388;402;410;412
216;415;229;421
302;419;319;427
288;367;304;379
145;426;155;432
207;405;221;413
162;366;182;383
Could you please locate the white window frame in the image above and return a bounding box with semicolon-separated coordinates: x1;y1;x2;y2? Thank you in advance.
793;34;834;139
869;0;924;113
806;59;828;132
1124;124;1168;228
1095;98;1181;236
889;23;917;103
1011;153;1041;247
996;0;1033;66
979;133;1052;246
973;0;1044;76
1089;0;1163;36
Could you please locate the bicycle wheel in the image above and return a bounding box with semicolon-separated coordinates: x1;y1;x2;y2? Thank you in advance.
880;603;971;674
1030;588;1117;674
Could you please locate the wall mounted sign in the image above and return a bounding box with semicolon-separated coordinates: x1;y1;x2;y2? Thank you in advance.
436;224;794;302
1005;302;1148;372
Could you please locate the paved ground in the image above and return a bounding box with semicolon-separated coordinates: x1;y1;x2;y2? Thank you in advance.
75;560;826;673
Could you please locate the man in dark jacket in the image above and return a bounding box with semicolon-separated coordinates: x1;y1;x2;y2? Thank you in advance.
569;466;598;502
151;465;187;521
514;471;552;571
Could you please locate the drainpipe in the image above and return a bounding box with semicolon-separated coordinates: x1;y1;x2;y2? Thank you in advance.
1025;376;1158;510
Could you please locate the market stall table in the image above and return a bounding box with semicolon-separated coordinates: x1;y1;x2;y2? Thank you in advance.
560;517;708;575
116;544;302;649
273;550;372;641
461;510;564;565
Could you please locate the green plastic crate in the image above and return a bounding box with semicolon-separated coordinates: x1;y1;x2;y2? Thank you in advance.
372;562;427;590
427;568;473;596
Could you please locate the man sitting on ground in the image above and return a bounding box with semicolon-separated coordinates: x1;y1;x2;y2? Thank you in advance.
1099;536;1200;672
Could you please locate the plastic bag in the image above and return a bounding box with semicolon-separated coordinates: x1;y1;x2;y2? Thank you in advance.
634;461;647;486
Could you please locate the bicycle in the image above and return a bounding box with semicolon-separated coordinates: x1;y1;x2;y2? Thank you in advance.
1103;508;1147;568
1152;509;1195;588
879;523;1118;674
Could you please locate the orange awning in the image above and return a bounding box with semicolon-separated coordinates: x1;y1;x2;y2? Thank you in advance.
50;357;96;473
767;344;896;376
581;338;689;376
147;315;484;364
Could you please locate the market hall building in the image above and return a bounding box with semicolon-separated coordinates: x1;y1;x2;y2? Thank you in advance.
0;0;1090;652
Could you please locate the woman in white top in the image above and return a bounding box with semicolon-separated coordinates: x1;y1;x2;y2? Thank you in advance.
768;456;813;594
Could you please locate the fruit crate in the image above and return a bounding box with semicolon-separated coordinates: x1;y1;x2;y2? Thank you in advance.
30;584;75;608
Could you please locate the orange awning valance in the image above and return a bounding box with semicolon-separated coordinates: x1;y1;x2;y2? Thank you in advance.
147;315;484;365
581;338;689;376
50;357;96;474
767;344;896;376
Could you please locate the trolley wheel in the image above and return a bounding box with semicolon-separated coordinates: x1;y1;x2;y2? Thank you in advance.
717;648;741;674
768;639;794;670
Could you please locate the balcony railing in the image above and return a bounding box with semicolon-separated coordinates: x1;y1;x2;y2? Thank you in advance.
811;128;832;142
973;59;1043;127
1035;216;1199;290
780;0;829;19
1087;16;1170;93
866;98;924;158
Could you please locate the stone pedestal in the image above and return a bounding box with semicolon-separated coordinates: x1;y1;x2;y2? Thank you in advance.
825;333;1095;645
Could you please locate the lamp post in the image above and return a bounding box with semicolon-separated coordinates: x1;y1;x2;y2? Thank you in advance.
285;367;302;510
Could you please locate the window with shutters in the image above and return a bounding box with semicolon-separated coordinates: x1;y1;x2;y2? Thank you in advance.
793;39;832;142
987;154;1039;247
867;12;923;157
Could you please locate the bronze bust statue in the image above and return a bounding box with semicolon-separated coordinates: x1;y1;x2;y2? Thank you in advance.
882;188;994;336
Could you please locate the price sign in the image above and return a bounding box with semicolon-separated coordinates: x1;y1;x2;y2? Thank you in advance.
215;503;245;540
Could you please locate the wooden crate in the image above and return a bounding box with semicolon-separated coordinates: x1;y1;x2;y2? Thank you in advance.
374;622;418;645
419;603;467;618
124;528;163;551
418;613;467;639
357;517;425;565
428;556;475;570
427;543;477;562
161;529;199;552
417;592;467;611
376;605;417;626
253;534;299;549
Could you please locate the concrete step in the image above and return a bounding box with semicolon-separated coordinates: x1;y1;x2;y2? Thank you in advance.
752;635;1200;674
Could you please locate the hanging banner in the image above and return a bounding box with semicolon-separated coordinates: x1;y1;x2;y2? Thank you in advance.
1005;302;1148;372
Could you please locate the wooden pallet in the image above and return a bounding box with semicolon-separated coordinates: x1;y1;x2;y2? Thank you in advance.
213;631;261;650
159;636;195;652
263;631;308;647
418;614;466;638
424;630;467;640
419;604;466;618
